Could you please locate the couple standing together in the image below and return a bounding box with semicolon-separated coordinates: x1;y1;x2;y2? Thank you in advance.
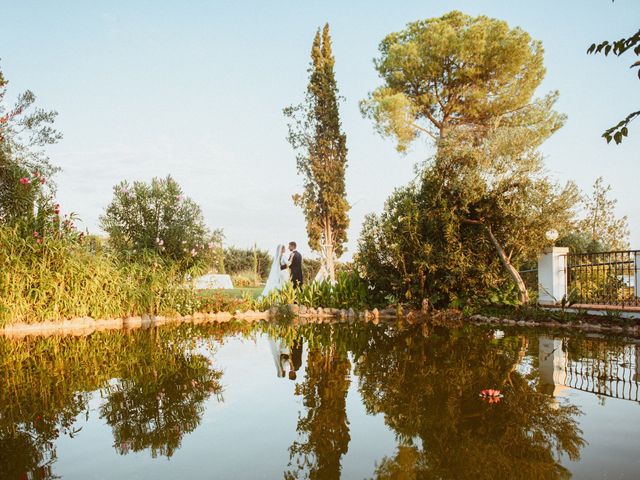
261;241;303;297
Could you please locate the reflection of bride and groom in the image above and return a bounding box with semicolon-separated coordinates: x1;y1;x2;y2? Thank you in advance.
261;241;304;297
269;337;303;380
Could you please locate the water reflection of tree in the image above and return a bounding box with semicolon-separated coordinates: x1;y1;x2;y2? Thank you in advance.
100;347;221;458
285;346;351;480
355;324;585;480
0;325;223;477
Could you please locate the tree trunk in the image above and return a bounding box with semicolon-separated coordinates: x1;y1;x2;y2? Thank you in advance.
484;226;529;304
325;219;336;283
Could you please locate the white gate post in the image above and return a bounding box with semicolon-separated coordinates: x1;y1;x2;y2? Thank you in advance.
635;252;639;300
538;247;569;306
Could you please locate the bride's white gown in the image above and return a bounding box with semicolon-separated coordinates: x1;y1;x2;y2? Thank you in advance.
261;244;291;297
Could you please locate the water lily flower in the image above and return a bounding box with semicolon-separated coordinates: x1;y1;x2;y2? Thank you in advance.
480;389;502;398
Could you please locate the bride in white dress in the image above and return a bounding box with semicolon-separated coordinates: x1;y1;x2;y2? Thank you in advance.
261;244;292;297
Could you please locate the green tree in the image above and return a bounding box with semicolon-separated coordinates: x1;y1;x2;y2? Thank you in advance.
360;11;578;304
575;177;629;250
284;23;350;282
0;65;62;232
360;11;548;151
100;175;222;267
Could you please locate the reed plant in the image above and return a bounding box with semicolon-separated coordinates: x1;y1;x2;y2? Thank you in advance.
0;226;203;326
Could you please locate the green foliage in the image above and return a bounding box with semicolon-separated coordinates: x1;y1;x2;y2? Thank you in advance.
361;10;548;150
230;269;262;288
356;162;576;308
587;17;640;143
284;23;350;271
223;246;271;279
356;181;501;308
0;225;215;326
100;175;223;269
358;11;579;305
557;231;606;254
0;65;61;230
252;271;374;311
578;177;628;251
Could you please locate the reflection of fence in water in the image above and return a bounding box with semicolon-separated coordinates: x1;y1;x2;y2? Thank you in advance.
566;250;639;307
563;340;640;403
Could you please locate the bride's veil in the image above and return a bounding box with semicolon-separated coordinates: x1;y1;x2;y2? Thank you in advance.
261;244;284;297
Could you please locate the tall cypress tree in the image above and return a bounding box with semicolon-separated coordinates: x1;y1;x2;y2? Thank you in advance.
284;23;349;282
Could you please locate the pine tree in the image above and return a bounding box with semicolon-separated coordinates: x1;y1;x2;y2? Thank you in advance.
284;23;349;282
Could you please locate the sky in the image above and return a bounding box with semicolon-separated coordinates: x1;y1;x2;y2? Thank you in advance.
2;0;639;260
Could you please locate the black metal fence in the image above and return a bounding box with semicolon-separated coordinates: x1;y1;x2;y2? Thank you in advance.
566;250;639;306
564;339;639;403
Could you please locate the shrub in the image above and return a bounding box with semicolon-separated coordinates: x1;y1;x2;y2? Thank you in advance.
231;269;262;288
100;176;223;270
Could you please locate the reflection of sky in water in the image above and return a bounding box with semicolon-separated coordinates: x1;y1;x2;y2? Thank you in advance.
4;326;640;479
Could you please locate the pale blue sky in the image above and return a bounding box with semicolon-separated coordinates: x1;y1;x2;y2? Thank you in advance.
2;0;639;259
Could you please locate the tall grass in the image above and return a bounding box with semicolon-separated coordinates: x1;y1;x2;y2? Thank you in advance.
0;226;197;326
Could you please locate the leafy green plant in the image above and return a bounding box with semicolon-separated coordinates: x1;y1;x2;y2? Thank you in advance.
250;271;374;311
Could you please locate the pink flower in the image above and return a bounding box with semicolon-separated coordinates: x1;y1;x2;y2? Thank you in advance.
480;389;502;398
33;231;39;238
40;178;46;185
20;177;30;185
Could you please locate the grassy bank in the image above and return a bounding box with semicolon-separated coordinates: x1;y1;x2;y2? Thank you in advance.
0;227;235;327
1;222;375;327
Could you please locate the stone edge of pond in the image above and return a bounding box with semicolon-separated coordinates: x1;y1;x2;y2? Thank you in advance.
466;313;640;338
3;305;639;339
0;305;403;338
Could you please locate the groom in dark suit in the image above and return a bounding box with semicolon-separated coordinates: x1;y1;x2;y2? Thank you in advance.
288;241;303;287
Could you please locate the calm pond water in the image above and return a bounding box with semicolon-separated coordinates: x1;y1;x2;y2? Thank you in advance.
1;320;639;480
